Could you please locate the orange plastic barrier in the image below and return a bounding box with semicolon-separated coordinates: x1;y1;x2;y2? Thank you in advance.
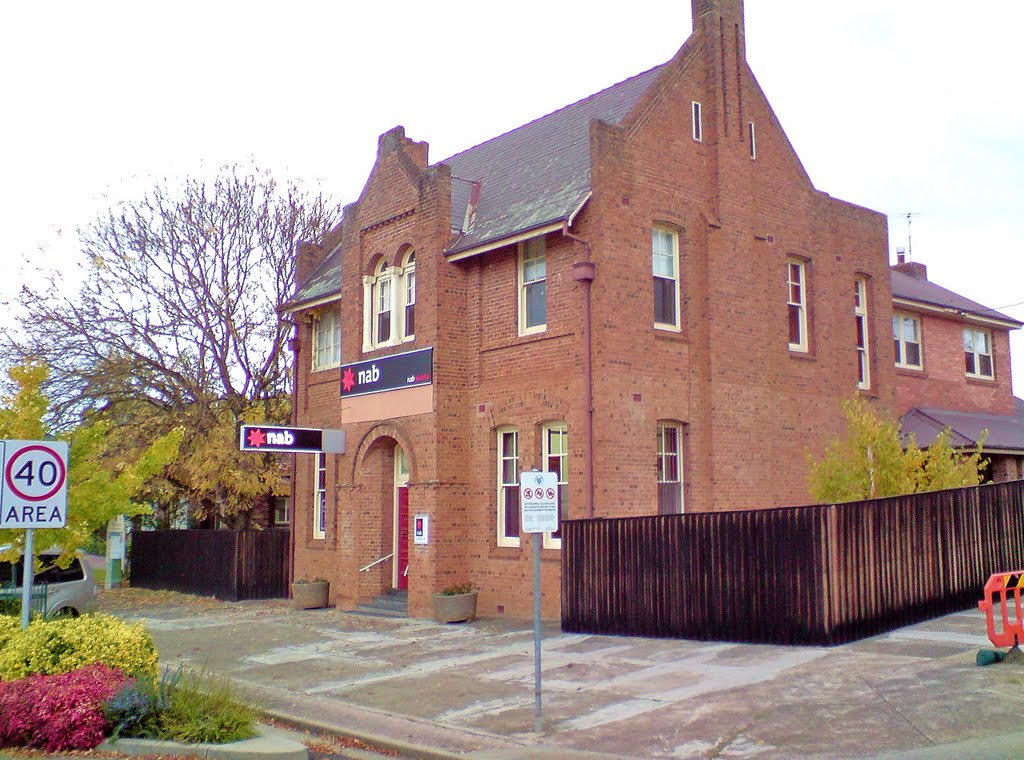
978;571;1024;648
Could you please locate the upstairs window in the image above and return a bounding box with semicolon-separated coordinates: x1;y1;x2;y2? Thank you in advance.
653;226;680;330
375;264;392;345
402;252;416;340
311;309;341;371
497;428;520;547
657;422;683;514
692;101;702;142
748;122;757;160
893;314;922;369
964;328;994;378
519;237;547;335
854;278;870;389
787;259;808;352
542;423;568;549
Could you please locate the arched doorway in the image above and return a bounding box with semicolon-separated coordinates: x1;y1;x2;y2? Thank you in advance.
393;445;410;590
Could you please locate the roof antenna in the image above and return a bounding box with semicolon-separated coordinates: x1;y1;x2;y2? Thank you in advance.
901;212;920;260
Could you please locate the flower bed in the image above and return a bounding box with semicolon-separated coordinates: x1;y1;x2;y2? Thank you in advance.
0;613;256;752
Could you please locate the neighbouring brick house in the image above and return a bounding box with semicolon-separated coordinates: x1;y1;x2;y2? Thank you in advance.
281;0;1022;618
890;256;1024;481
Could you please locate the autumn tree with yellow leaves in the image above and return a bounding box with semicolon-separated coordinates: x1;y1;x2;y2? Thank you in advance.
807;396;987;503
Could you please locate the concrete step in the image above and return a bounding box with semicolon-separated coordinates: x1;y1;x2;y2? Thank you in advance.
351;590;408;618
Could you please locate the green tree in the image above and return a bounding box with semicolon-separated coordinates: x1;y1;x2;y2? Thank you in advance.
0;362;182;562
807;396;987;503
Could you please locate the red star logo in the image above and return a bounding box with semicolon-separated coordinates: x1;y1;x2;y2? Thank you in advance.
341;367;356;393
246;428;267;448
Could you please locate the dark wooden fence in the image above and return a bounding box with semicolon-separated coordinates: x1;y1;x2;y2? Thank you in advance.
129;529;290;601
562;480;1024;645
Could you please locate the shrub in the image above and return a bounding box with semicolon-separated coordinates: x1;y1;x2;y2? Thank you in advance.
106;666;256;745
0;614;157;681
438;582;475;596
0;664;127;751
0;616;19;650
157;667;257;744
103;668;174;739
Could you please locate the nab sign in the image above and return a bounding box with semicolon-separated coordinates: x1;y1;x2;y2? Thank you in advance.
239;425;346;454
0;440;70;529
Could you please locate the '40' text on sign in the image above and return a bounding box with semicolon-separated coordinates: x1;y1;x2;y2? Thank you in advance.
0;440;70;529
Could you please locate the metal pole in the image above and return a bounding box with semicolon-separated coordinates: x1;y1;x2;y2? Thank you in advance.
533;531;542;733
20;528;34;630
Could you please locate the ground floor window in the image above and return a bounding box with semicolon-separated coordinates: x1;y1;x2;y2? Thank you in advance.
497;428;520;547
273;496;290;526
657;422;683;514
313;453;326;540
543;423;568;549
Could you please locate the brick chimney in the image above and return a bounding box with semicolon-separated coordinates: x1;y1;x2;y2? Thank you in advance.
691;0;747;141
892;259;928;281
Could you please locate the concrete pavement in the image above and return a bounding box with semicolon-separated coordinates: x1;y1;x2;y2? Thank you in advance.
107;595;1024;759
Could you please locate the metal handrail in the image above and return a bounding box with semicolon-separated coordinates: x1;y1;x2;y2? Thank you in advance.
358;553;394;573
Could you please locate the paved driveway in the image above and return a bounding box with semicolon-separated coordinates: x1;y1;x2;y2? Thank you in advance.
105;590;1023;759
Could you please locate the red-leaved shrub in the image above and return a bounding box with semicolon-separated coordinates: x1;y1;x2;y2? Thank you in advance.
0;664;127;751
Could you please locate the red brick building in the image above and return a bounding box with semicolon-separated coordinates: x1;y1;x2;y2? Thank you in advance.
283;0;1022;618
890;256;1024;482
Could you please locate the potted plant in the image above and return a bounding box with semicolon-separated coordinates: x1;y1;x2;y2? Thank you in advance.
291;577;330;610
432;582;478;623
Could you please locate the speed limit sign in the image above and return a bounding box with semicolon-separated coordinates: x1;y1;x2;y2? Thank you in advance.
0;440;69;528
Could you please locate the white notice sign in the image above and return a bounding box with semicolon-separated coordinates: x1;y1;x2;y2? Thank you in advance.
0;440;70;529
520;471;559;533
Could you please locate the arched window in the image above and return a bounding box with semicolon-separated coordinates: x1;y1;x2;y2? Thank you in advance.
401;251;416;341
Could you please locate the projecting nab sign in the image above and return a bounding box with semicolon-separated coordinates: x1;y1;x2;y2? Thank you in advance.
0;440;69;529
239;426;345;454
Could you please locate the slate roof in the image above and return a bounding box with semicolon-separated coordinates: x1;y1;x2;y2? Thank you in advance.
901;403;1024;452
288;61;669;306
288;244;343;310
442;63;668;256
891;270;1022;327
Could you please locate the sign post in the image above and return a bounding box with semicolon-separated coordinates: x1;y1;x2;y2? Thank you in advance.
0;440;70;628
519;469;559;734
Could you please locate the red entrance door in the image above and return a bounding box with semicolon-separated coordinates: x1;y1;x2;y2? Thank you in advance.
397;486;409;590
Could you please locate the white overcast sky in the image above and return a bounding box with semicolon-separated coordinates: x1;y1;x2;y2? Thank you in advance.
1;1;1022;396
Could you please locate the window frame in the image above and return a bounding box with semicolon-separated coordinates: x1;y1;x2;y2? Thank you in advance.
692;101;702;142
541;422;568;550
311;308;342;372
496;427;521;548
401;251;416;342
656;422;683;515
854;278;870;390
892;313;923;369
964;327;994;379
313;452;326;540
273;496;290;526
518;237;547;336
787;259;809;352
652;225;681;331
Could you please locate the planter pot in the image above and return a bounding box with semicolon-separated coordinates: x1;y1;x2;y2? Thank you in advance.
291;580;329;610
433;591;478;623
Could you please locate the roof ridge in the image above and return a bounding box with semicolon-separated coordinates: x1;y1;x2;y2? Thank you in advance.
436;61;669;170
